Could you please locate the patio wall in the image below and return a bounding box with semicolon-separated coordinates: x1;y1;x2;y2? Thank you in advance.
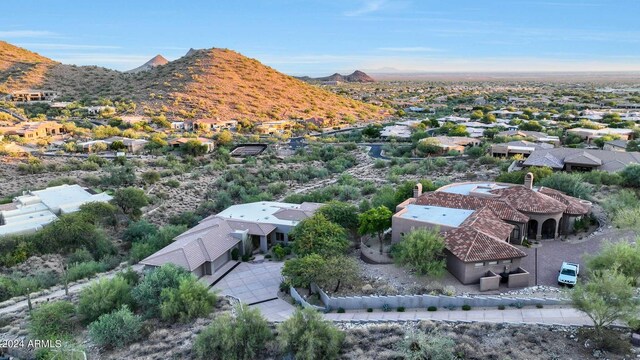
290;286;324;311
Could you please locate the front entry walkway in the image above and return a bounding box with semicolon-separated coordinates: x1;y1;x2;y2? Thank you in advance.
213;262;284;305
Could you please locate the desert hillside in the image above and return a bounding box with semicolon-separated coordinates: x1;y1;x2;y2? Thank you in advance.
0;42;385;121
0;41;57;94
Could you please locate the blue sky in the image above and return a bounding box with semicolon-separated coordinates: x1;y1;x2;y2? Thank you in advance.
2;0;640;75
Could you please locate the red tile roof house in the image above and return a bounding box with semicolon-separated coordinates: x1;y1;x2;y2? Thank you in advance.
392;174;591;285
139;201;321;284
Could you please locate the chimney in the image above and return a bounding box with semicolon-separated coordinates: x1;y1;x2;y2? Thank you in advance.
413;183;423;198
524;172;534;190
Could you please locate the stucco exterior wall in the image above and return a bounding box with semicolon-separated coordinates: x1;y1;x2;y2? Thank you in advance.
447;252;524;285
391;215;455;243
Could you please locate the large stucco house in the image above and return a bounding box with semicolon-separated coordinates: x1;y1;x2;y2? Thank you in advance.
139;201;321;282
392;174;591;285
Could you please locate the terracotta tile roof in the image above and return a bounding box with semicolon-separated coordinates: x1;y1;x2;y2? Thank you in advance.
537;187;591;215
489;186;567;214
445;227;527;262
442;206;525;262
415;191;529;223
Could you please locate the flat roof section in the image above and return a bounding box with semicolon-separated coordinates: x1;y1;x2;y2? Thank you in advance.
439;182;509;196
400;204;474;228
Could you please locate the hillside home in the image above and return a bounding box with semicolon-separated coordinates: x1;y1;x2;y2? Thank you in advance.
497;130;560;145
139;201;321;282
76;136;148;153
566;128;634;143
0;184;112;236
184;119;238;132
0;121;65;140
168;137;215;152
422;136;481;154
392;175;591;284
603;140;629;152
522;148;640;172
256;120;293;135
380;125;412;140
10;90;58;102
490;141;554;158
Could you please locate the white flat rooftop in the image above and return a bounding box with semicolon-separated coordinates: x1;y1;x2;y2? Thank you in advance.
30;184;111;212
215;201;307;226
400;204;474;228
439;182;509;196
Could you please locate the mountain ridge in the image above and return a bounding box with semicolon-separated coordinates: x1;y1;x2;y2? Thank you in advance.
297;70;375;83
0;42;385;122
126;54;169;73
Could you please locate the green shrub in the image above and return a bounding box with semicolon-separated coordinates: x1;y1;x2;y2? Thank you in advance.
396;331;455;360
278;308;344;360
478;155;498;165
397;306;405;312
160;277;217;322
123;220;158;243
427;306;437;312
88;306;142;349
536;304;544;309
337;307;345;313
29;301;76;339
67;248;94;265
231;248;239;261
382;304;391;312
462;304;471;311
78;277;133;323
67;261;105;282
132;264;189;318
193;303;271;360
367;308;373;312
164;179;181;188
272;244;286;261
620;164;640;188
498;305;505;310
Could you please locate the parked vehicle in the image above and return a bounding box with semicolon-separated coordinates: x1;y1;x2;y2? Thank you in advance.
558;262;580;287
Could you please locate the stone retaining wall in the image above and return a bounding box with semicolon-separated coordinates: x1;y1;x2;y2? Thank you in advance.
311;283;569;310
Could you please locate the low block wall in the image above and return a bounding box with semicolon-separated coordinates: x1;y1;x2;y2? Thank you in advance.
290;286;324;311
479;271;500;292
311;284;568;310
508;268;530;288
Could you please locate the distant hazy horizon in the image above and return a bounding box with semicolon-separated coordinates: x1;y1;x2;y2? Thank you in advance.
2;0;640;75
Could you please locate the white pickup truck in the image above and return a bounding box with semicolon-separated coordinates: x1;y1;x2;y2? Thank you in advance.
558;262;580;287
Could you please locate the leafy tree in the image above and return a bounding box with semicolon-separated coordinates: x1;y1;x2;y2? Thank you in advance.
282;254;326;291
78;276;133;323
278;307;344;360
101;164;136;187
132;264;189;318
392;228;446;276
193;303;272;360
123;220;158;242
626;140;640;152
470;110;483;120
371;185;397;212
587;241;640;286
519;121;543;132
394;180;436;206
481;113;496;124
160;276;217;322
572;269;639;336
141;171;161;184
316;256;360;293
620;164;640;188
112;187;149;219
416;138;441;155
362;124;381;138
317;201;359;237
539;172;593;199
110;140;126;151
217;130;234;146
181;139;208;156
359;206;393;254
290;214;349;257
88;306;143;349
29;301;76;339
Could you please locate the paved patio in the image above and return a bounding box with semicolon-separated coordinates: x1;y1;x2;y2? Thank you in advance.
521;228;636;287
213;261;284;305
251;298;295;322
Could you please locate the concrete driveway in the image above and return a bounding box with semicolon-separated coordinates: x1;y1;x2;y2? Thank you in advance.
520;228;636;287
213;261;284;305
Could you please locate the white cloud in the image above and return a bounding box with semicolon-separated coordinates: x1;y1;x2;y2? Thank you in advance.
343;0;387;17
0;30;57;38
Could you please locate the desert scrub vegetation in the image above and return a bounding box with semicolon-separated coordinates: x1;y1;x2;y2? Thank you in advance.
278;308;345;360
